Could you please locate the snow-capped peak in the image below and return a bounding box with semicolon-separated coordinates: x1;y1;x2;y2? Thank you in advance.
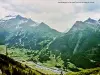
84;18;97;23
3;15;17;20
1;15;27;21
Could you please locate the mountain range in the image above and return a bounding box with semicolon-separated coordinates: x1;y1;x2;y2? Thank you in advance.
0;15;61;50
48;18;100;68
0;15;100;69
49;18;100;54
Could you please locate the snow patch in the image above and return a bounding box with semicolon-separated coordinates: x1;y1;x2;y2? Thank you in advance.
3;15;17;20
18;20;28;24
30;23;39;27
0;20;5;22
30;24;37;27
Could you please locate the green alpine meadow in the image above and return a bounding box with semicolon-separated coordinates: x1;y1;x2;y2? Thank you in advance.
0;15;100;75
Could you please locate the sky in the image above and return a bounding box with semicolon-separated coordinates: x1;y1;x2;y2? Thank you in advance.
0;0;100;32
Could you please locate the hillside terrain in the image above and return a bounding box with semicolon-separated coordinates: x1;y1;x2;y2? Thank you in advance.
0;46;100;75
0;53;44;75
0;15;100;75
48;18;100;69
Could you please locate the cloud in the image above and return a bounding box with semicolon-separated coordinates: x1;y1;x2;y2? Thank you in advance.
82;0;99;11
0;0;100;32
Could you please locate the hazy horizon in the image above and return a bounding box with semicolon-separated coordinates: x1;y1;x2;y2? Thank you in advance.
0;0;100;32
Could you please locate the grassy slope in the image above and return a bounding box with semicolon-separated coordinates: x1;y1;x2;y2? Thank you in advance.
0;45;6;55
0;45;59;75
1;45;100;75
67;67;100;75
0;54;44;75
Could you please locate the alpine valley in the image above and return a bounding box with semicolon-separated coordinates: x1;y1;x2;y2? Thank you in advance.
0;15;100;75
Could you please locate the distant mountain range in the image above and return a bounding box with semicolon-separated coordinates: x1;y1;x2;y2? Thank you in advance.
0;15;100;69
48;18;100;68
49;18;100;54
0;15;61;50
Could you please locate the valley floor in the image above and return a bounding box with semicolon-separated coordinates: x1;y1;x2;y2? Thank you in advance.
0;45;100;75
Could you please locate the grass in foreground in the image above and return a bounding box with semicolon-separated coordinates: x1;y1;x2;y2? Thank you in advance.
0;54;44;75
66;67;100;75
